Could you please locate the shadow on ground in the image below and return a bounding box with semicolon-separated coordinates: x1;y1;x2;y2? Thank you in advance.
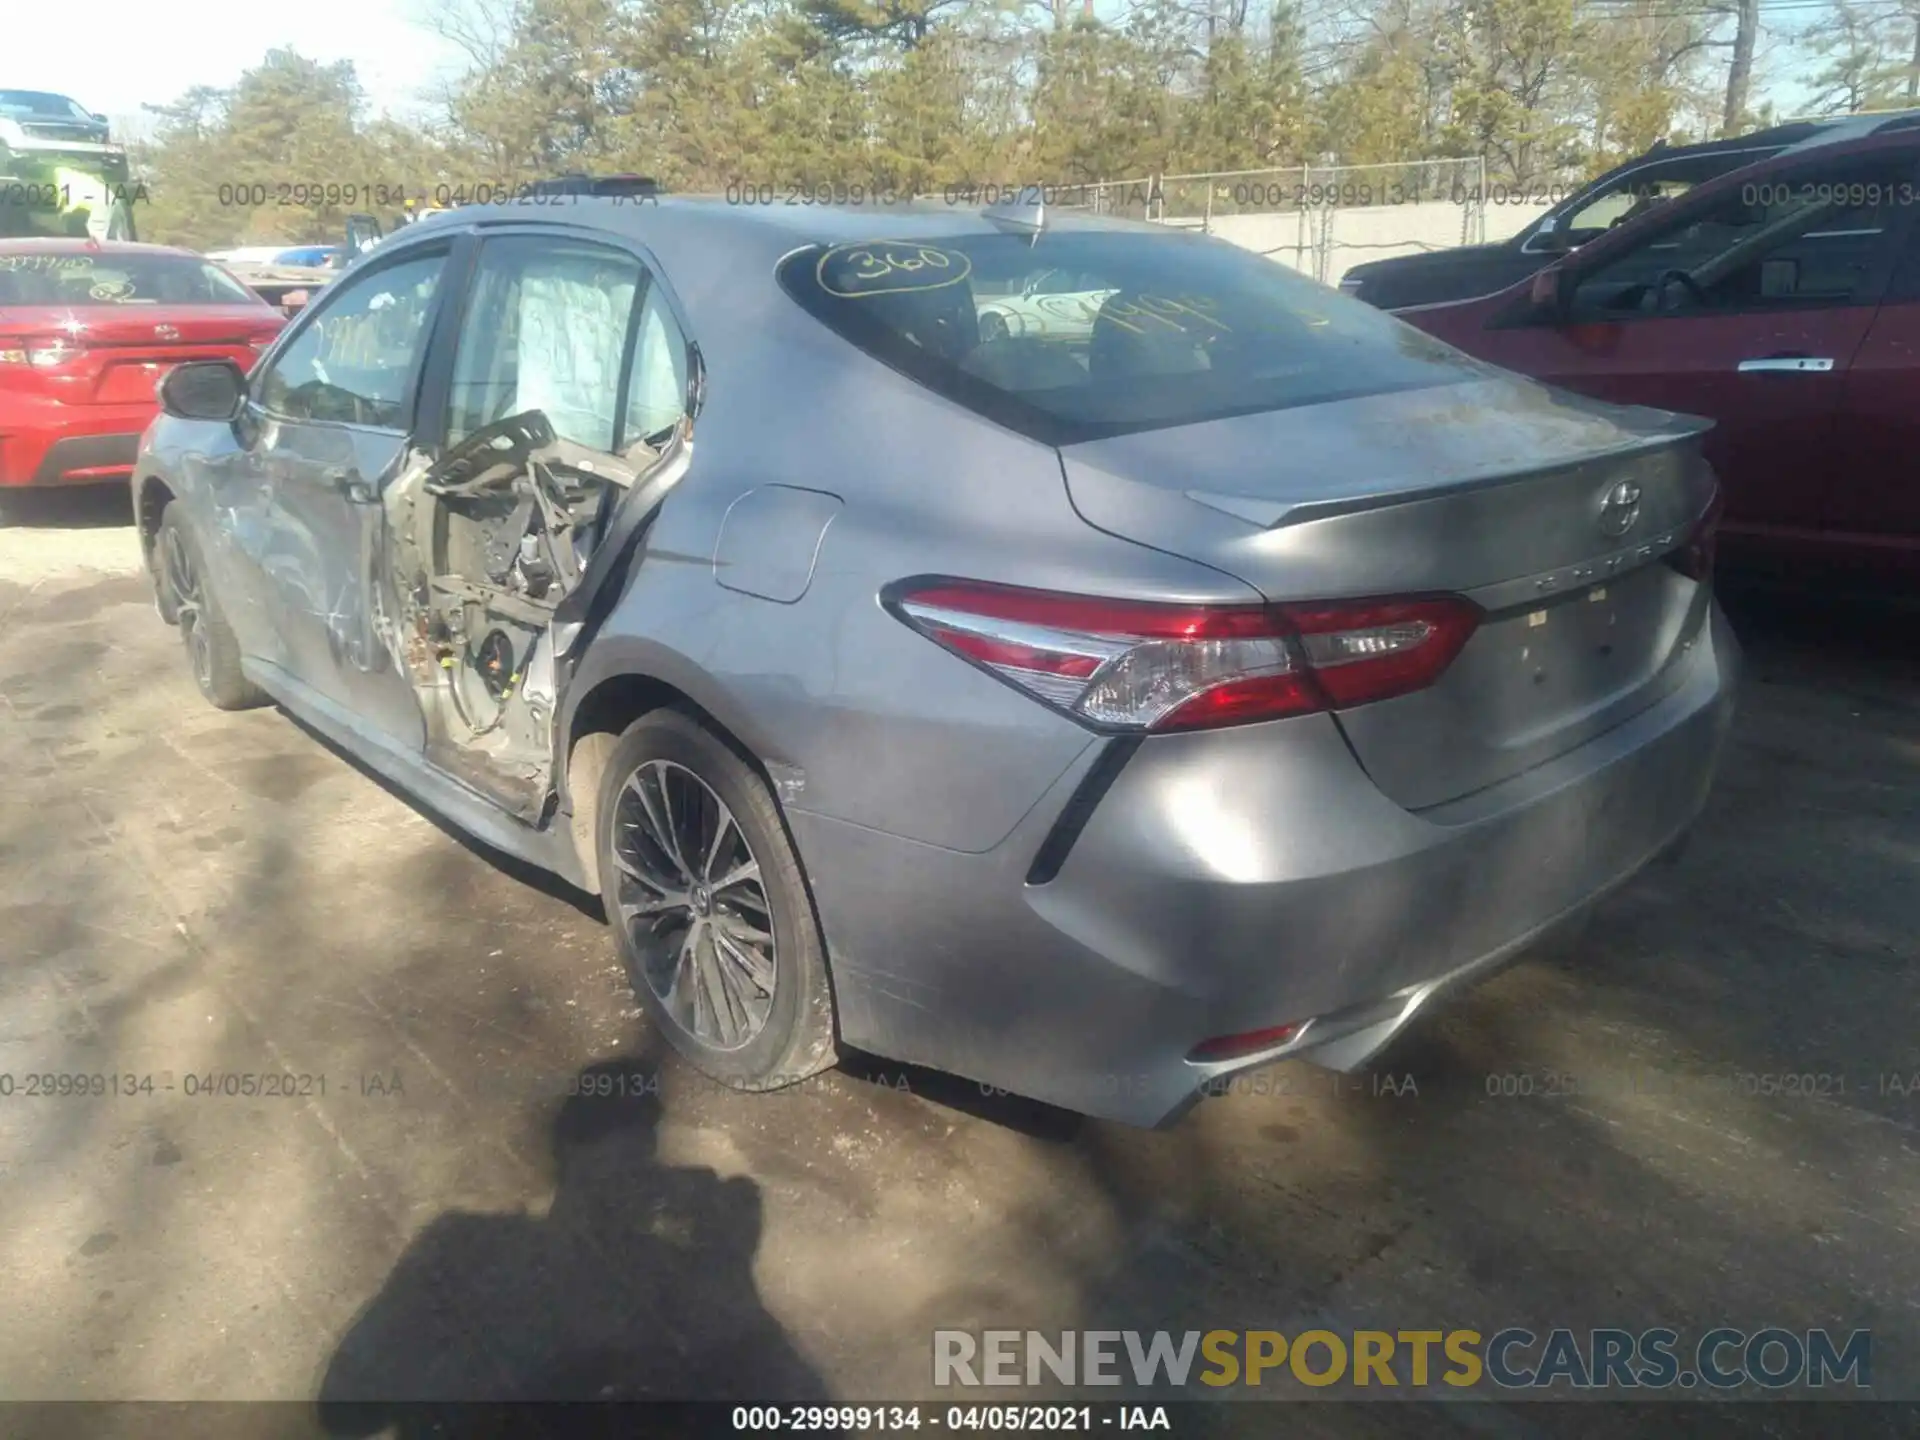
1;544;1912;1430
316;1049;835;1432
0;484;133;530
309;580;1916;1425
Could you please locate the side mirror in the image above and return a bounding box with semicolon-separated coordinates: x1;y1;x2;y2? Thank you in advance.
159;360;247;422
1528;263;1573;320
91;112;109;124
1532;213;1583;254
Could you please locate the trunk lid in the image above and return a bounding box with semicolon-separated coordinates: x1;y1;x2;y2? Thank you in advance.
0;304;281;404
1059;375;1719;809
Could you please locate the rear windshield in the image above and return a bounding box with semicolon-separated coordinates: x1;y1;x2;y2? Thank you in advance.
775;229;1490;444
0;252;258;306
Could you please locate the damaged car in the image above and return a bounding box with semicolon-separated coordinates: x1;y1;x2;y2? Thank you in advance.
133;198;1737;1126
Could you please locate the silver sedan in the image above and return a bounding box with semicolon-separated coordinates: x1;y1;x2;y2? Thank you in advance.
131;196;1737;1125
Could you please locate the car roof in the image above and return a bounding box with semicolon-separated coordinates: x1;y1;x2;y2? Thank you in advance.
1627;108;1920;163
411;193;1160;239
0;237;195;257
1539;127;1920;276
1780;108;1920;152
1636;122;1823;164
369;195;1236;366
1565;108;1920;201
407;196;1205;310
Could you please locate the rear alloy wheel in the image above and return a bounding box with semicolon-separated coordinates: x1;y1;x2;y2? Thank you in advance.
156;503;267;711
597;709;837;1091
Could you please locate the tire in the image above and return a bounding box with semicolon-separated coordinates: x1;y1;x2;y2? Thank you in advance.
152;536;181;626
156;502;268;711
596;708;837;1091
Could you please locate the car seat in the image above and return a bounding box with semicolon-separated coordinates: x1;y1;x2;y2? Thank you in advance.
865;280;980;363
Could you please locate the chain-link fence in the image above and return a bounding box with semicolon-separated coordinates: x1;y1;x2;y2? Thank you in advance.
929;160;1560;285
1043;158;1562;286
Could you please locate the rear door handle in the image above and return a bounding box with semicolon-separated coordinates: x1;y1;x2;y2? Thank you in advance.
1737;356;1834;373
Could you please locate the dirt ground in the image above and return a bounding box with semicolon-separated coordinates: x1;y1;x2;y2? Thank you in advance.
0;486;1915;1435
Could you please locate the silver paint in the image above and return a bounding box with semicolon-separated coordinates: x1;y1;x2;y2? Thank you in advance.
134;199;1737;1125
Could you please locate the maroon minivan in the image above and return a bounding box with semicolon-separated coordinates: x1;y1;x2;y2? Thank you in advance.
1396;130;1920;582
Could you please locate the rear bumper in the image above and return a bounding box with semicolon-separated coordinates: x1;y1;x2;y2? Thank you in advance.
0;396;152;487
27;432;141;485
793;604;1739;1127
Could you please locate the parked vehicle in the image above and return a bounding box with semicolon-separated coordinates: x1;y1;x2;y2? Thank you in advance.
1339;110;1920;310
268;245;345;269
132;199;1735;1125
213;220;385;316
0;91;137;242
0;90;111;146
1397;129;1920;579
206;246;299;266
975;267;1119;341
0;239;283;509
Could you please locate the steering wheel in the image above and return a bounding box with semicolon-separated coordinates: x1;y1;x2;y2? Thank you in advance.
1656;267;1709;311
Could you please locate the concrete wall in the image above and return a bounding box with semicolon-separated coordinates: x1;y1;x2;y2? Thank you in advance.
1157;199;1554;286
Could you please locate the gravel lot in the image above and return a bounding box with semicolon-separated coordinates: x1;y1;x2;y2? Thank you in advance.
0;486;1915;1436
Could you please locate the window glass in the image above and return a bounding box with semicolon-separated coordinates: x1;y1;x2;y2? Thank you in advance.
1885;215;1920;301
1571;157;1913;316
258;250;444;427
0;251;258;305
0;90;91;121
1562;177;1698;240
1029;268;1102;296
447;237;643;452
1551;151;1783;248
777;230;1490;444
620;284;689;450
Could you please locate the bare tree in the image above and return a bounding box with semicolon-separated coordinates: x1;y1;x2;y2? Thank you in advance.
1719;0;1757;133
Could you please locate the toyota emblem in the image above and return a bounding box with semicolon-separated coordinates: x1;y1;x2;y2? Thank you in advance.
154;323;180;342
1598;479;1642;537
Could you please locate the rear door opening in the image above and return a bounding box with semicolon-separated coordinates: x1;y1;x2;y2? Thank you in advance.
372;230;696;821
377;410;686;820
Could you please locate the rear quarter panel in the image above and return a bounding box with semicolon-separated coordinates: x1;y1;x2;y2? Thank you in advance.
572;295;1263;855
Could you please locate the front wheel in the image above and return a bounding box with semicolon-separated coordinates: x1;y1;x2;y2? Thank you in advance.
156;502;268;711
596;709;837;1091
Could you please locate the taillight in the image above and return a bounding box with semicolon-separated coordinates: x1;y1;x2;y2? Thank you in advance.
1190;1023;1303;1063
0;339;83;368
1669;487;1724;583
889;579;1480;732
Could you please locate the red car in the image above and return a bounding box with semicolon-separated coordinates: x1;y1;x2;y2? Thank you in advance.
0;239;283;512
1396;128;1920;581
